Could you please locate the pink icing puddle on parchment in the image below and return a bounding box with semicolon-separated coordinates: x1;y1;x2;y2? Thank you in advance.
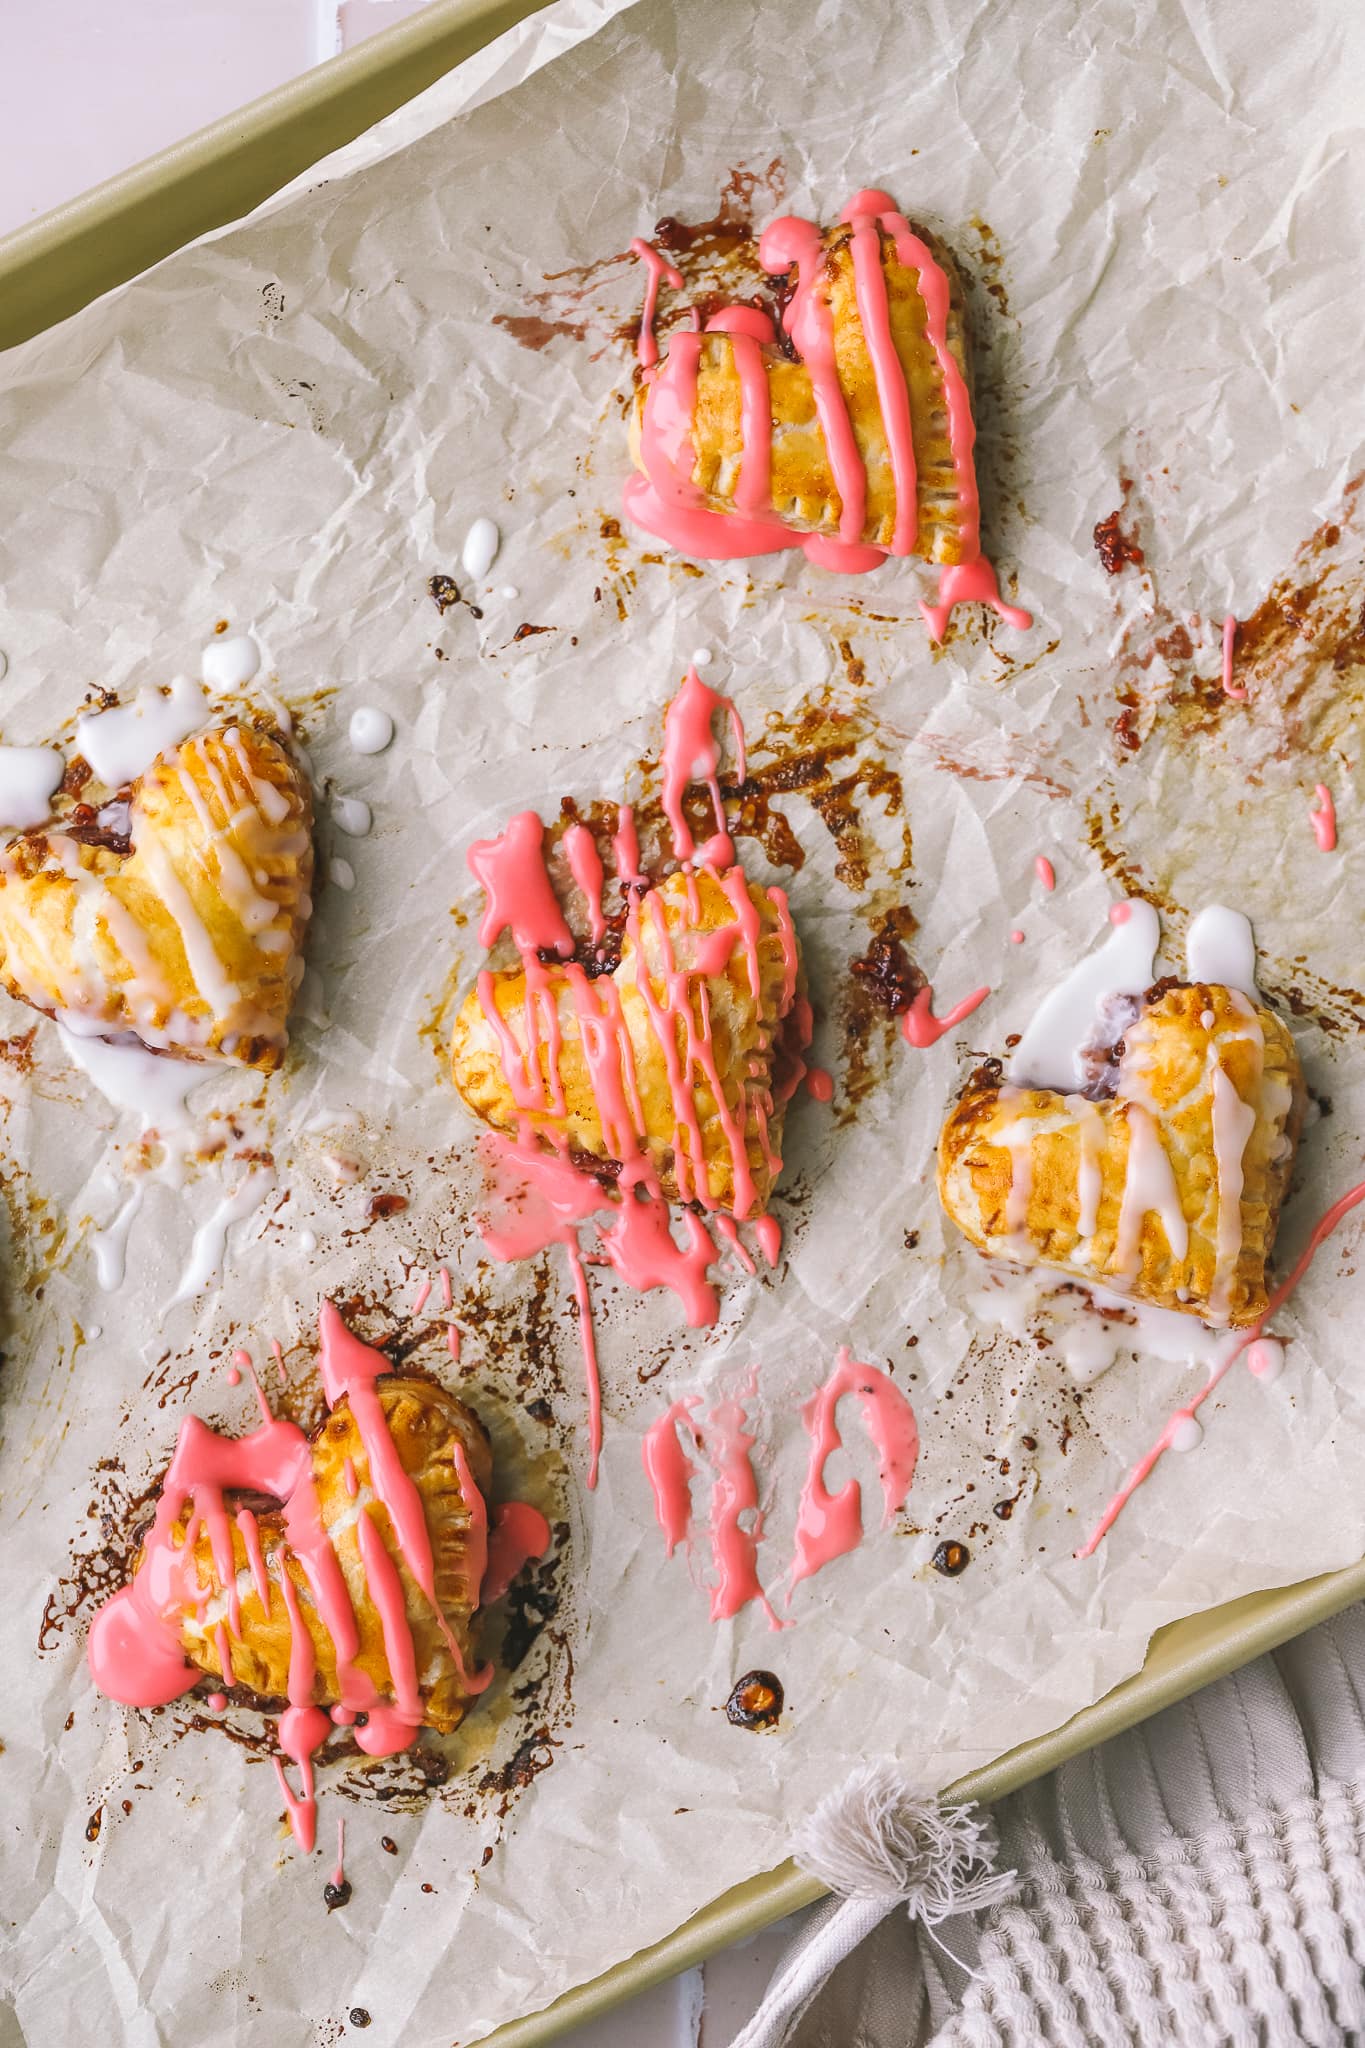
87;1305;548;1857
625;192;1032;642
1035;855;1056;892
1311;784;1338;852
468;669;823;1487
901;982;991;1049
642;1351;919;1621
1076;1178;1365;1557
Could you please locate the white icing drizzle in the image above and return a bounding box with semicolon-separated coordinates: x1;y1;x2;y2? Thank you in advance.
130;811;241;1021
91;1184;143;1293
1073;1097;1105;1245
58;1018;204;1129
1208;1055;1258;1321
348;708;394;756
329;858;355;892
165;1168;274;1309
461;518;500;581
76;676;207;787
1113;1101;1189;1277
966;1262;1227;1387
1186;904;1258;995
201;634;261;691
0;746;64;829
1008;901;1160;1090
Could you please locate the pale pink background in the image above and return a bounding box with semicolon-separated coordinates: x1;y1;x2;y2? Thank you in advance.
0;3;804;2040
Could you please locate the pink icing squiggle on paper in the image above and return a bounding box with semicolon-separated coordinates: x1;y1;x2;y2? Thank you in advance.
1077;1178;1365;1557
1311;784;1337;852
629;239;684;370
901;983;991;1048
788;1351;919;1594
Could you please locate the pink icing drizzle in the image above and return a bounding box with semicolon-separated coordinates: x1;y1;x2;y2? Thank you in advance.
89;1307;495;1854
1077;1178;1365;1557
641;1398;702;1555
482;1502;553;1604
1221;614;1248;700
1311;784;1337;852
1035;855;1056;892
660;666;744;867
625;188;1031;639
901;983;990;1048
788;1350;919;1593
411;1275;432;1317
629;238;683;370
563;822;608;948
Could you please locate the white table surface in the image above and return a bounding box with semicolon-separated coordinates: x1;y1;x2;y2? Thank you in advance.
0;6;805;2041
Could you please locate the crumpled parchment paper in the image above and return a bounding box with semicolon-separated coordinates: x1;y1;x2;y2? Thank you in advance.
3;0;1365;2041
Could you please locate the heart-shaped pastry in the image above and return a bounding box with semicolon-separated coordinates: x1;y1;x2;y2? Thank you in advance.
451;862;808;1219
0;720;313;1069
625;188;1030;635
938;982;1305;1325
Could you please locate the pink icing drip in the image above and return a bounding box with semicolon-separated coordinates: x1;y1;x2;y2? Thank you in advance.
275;1562;330;1854
760;213;867;545
468;811;574;957
270;1338;287;1390
641;1398;702;1554
1077;1178;1365;1557
1035;855;1056;891
600;1180;719;1329
236;1507;272;1611
563;821;608;947
840;199;918;555
1221;614;1248;700
447;1323;462;1362
206;1692;227;1712
1312;784;1337;852
331;1817;346;1893
788;1350;919;1594
920;558;1032;643
612;803;643;884
711;1210;757;1275
318;1302;489;1691
629;238;683;370
449;1438;494;1691
411;1275;432;1317
342;1456;359;1499
901;983;990;1048
482;1501;552;1604
805;1066;834;1103
439;1266;453;1309
660;666;742;867
705;305;777;516
753;1214;782;1268
702;1387;782;1628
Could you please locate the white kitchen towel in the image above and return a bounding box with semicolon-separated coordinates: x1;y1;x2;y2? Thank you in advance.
736;1602;1365;2047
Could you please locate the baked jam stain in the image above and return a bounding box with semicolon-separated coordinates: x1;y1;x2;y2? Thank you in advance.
323;1878;352;1912
932;1540;970;1577
427;572;482;621
349;2011;371;2030
725;1670;785;1730
1093;506;1145;575
850;922;923;1018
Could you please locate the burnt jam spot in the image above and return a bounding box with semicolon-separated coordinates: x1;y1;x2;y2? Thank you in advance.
85;1808;102;1842
323;1879;352;1912
380;1836;398;1855
349;2011;371;2030
427;572;482;622
932;1540;970;1577
725;1670;785;1730
366;1192;408;1220
1093;508;1145;575
512;623;555;643
849;924;923;1017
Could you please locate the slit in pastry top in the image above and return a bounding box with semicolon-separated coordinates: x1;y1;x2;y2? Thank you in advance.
624;188;1031;641
937;981;1305;1326
0;720;314;1069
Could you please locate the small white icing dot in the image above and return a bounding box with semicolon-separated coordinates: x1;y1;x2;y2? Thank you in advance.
329;858;356;892
1200;1010;1215;1029
331;794;372;837
299;1229;317;1254
201;633;261;691
1247;1337;1285;1382
498;585;520;601
348;707;394;756
1169;1414;1204;1452
692;648;714;666
462;517;500;582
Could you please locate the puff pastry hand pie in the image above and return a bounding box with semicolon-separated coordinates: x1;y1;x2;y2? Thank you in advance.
625;187;1030;637
452;863;807;1219
0;721;313;1069
938;982;1305;1325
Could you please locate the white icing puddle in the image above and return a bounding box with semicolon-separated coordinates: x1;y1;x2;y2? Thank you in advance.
0;745;64;828
461;517;500;581
331;795;372;837
76;675;207;785
1185;904;1258;994
329;858;355;892
91;1185;144;1294
201;633;261;691
1007;900;1160;1089
58;1021;206;1130
967;1261;1238;1386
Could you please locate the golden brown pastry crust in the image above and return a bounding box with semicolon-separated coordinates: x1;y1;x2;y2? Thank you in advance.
450;867;805;1215
938;984;1304;1325
0;722;313;1070
171;1379;491;1735
630;221;972;564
